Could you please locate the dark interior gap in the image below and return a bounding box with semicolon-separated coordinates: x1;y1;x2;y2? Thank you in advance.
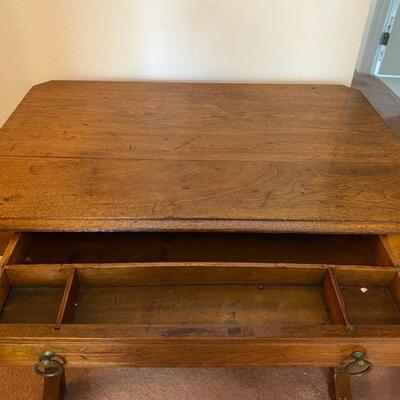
23;232;388;266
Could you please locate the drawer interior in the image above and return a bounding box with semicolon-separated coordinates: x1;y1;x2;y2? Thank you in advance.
336;270;400;325
0;232;399;330
0;287;64;324
341;287;400;325
72;284;329;325
0;266;67;324
20;232;392;266
1;263;399;328
0;263;330;326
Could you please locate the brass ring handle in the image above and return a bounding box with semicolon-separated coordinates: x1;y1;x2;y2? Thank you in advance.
34;350;64;378
345;351;373;377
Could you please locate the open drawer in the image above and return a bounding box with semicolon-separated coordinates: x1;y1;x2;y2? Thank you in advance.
8;231;396;266
0;231;400;368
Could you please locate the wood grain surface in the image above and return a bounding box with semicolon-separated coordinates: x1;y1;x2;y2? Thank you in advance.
0;81;400;232
2;324;400;367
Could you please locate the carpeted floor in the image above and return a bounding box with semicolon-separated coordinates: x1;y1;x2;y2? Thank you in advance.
0;366;399;399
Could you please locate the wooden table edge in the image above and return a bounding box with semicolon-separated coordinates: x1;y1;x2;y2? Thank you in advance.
0;218;400;234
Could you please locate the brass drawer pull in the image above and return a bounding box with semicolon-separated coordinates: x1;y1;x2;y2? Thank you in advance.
34;350;64;378
345;351;373;377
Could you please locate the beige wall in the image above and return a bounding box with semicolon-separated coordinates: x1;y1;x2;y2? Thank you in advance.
0;4;33;127
1;0;371;127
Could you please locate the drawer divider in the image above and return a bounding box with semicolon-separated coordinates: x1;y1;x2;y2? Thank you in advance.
0;269;11;315
389;271;400;312
379;235;400;268
323;269;351;327
55;268;80;329
0;233;31;268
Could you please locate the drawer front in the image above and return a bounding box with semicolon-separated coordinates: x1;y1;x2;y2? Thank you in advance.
1;336;400;368
0;231;400;368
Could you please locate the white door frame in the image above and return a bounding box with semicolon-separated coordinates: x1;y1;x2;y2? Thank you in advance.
373;0;400;77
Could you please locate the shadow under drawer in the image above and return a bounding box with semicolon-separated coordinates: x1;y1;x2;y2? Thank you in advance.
20;232;393;266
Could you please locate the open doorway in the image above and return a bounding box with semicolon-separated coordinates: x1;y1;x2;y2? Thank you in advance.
357;0;400;97
374;0;400;96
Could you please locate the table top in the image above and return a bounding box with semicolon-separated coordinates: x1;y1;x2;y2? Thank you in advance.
0;81;400;233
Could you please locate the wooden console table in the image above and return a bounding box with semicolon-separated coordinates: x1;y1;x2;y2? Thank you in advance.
0;81;400;399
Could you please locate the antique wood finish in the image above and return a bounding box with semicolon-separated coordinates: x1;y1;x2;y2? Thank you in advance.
2;324;400;367
0;234;400;368
0;269;11;314
323;269;350;326
0;233;31;268
328;367;352;400
389;272;400;311
42;368;65;400
0;233;14;258
55;268;80;329
325;269;353;400
0;82;400;233
1;82;400;397
380;235;400;267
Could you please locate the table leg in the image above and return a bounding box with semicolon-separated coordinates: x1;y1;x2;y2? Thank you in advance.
42;368;65;400
328;367;352;400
